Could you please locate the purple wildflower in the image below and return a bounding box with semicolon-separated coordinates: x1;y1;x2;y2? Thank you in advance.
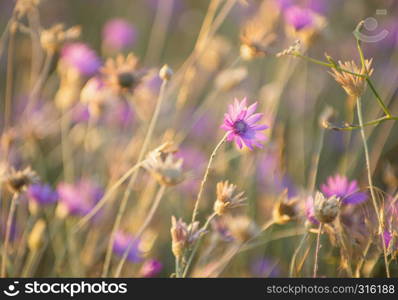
112;231;142;263
221;97;268;150
27;183;58;205
320;175;368;205
61;43;101;76
102;19;137;51
284;6;314;31
139;259;163;277
57;179;103;216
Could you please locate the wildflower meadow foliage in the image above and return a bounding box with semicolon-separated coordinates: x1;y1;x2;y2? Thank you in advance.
0;0;397;278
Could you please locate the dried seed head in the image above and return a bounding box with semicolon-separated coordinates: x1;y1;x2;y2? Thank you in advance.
214;181;246;216
28;219;46;251
314;191;340;223
239;1;278;60
224;215;258;242
170;216;204;258
40;24;81;53
159;64;173;81
6;167;38;194
15;0;41;17
276;40;301;57
329;59;373;98
101;53;145;94
144;150;184;186
272;192;298;224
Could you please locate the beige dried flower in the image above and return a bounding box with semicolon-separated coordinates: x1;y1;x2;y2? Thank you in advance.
170;216;204;258
272;192;298;224
224;215;258;242
15;0;40;17
214;181;246;216
239;1;278;60
101;53;145;94
144;150;184;186
5;167;38;194
40;24;81;53
329;59;373;98
314;191;340;223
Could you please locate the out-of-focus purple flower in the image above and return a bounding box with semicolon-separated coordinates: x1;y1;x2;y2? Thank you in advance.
102;19;137;51
104;100;134;128
284;6;315;31
305;196;319;225
27;183;58;205
221;98;268;150
320;175;368;205
277;0;330;14
139;259;163;277
61;43;101;76
57;179;103;216
251;258;280;277
112;231;142;263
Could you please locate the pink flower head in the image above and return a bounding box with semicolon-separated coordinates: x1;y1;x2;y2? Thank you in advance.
61;43;101;76
284;6;315;31
320;174;368;205
221;97;268;150
102;19;137;51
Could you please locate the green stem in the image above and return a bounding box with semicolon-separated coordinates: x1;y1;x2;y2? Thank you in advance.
313;223;323;278
191;134;227;224
356;97;390;278
1;193;18;277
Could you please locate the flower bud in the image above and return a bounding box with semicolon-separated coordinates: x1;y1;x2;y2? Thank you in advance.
159;64;173;81
314;191;340;223
28;219;46;251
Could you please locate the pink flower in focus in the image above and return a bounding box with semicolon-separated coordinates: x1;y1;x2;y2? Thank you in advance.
321;174;367;205
221;97;268;150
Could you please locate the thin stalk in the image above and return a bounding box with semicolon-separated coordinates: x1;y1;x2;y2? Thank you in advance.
289;232;309;277
356;97;390;277
4;28;15;129
114;185;166;277
182;213;217;278
101;79;168;277
191;134;227;224
1;193;18;277
313;223;323;278
74;160;147;232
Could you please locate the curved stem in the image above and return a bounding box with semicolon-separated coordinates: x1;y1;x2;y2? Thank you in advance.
1;193;18;277
182;213;217;278
191;134;227;224
101;79;168;277
114;185;166;277
356;97;390;278
4;28;15;129
313;223;323;278
289;232;309;277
